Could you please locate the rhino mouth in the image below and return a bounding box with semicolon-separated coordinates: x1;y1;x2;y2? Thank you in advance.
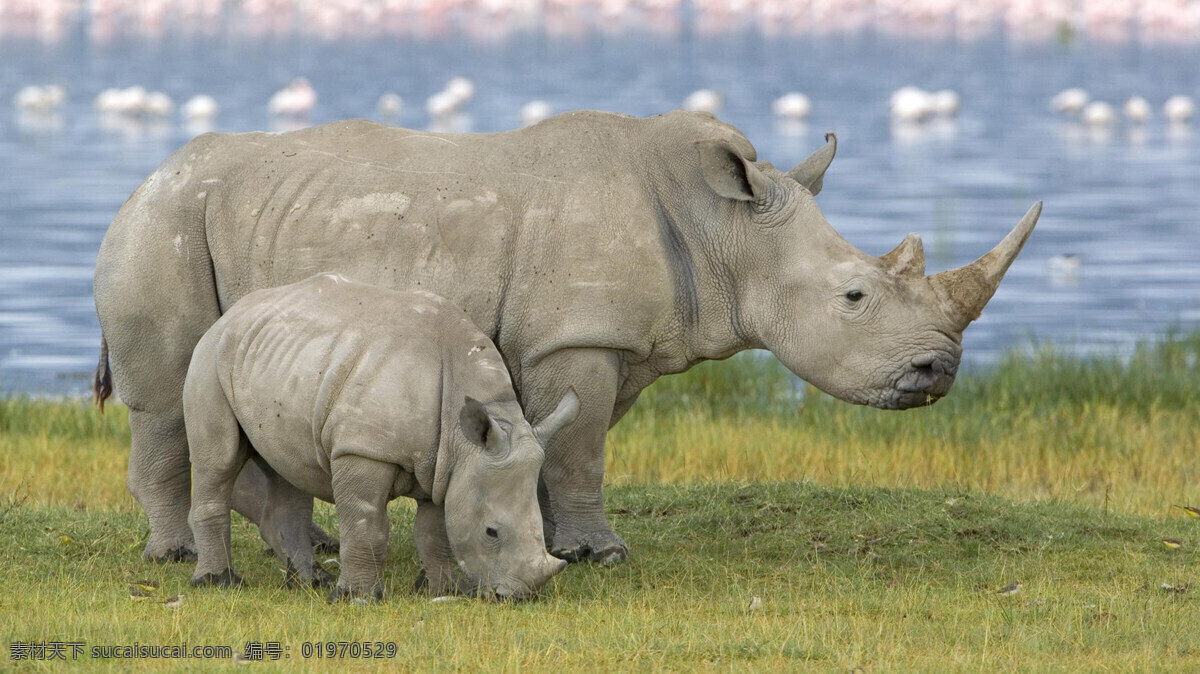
873;351;959;410
464;578;539;602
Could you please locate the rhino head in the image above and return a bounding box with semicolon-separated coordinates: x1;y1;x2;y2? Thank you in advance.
695;133;1040;410
443;388;578;599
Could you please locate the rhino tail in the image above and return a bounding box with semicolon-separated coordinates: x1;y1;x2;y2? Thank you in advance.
94;336;113;413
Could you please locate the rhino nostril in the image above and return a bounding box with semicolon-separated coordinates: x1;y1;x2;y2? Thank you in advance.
911;353;938;369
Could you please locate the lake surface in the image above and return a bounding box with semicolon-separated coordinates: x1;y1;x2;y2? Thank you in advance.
2;6;1199;395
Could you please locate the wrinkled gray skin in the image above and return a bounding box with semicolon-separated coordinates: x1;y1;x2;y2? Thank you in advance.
185;274;573;600
93;110;1040;566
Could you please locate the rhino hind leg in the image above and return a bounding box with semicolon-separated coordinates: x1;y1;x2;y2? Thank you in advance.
232;461;341;562
94;181;221;564
242;457;335;588
185;361;251;586
128;409;197;563
521;348;628;565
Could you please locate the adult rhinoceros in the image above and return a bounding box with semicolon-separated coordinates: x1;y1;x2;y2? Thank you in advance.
94;110;1040;565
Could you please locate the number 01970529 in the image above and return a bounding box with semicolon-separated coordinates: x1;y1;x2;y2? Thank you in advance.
301;642;398;659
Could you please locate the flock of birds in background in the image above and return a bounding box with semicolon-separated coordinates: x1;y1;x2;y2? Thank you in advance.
12;76;1196;132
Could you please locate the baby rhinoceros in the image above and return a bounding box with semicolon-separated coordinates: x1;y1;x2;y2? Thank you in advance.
183;273;575;602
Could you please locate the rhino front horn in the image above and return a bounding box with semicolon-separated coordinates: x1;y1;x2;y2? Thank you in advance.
929;201;1042;331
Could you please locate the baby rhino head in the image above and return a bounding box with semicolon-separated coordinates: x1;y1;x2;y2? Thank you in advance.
443;387;579;600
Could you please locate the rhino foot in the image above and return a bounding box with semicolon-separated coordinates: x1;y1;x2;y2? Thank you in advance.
550;530;628;565
145;544;197;564
190;569;243;588
309;523;340;555
285;560;335;589
412;568;469;597
412;568;429;594
327;584;383;605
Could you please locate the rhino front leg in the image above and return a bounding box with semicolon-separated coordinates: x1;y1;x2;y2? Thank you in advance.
412;501;469;596
328;455;397;603
521;348;627;565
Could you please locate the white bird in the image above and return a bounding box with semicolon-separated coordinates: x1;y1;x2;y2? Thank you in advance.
1048;253;1081;275
683;89;723;114
1051;87;1090;115
1164;95;1195;124
890;86;932;123
94;88;122;113
269;77;317;117
94;86;147;115
930;89;960;117
1123;96;1151;124
15;85;66;113
772;92;811;120
143;91;173;117
1081;101;1116;126
521;100;552;126
443;76;475;106
377;93;403;118
426;90;460;119
182;95;219;121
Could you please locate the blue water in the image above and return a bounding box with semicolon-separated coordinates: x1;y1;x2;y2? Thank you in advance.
2;17;1199;394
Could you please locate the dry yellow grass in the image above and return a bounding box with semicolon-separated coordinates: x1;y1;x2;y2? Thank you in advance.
4;335;1199;520
607;402;1200;516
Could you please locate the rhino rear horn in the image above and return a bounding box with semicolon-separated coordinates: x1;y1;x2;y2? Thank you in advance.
929;202;1042;330
880;233;926;279
787;132;837;196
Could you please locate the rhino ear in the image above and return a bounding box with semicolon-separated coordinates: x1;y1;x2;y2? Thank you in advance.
533;386;580;445
695;139;772;202
787;132;837;196
880;233;926;279
459;396;492;448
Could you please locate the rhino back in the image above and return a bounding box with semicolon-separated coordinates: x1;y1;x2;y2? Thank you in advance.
191;112;747;377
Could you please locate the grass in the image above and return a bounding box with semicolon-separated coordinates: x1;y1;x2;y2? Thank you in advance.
1;332;1199;670
609;331;1200;516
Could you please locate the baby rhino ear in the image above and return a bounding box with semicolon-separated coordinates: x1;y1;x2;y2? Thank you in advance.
459;397;491;448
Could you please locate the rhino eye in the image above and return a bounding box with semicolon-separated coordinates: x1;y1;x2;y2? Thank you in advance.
485;526;499;539
845;290;864;302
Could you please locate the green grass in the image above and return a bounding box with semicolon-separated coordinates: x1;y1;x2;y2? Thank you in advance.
1;332;1199;670
2;484;1200;670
